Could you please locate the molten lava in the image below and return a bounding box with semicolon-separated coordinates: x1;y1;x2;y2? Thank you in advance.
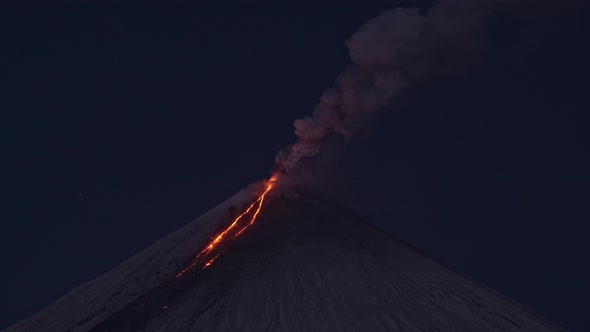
175;175;277;278
202;253;221;270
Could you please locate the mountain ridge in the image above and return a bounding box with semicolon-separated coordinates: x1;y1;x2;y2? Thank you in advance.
6;188;564;331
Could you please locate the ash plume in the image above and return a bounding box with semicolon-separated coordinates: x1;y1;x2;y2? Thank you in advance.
274;0;517;172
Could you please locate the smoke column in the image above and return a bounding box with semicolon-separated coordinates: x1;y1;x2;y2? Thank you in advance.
274;0;513;173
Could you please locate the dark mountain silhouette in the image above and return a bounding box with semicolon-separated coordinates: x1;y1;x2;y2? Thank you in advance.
5;185;563;331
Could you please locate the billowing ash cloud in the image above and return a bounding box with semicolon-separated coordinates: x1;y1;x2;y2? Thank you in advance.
275;0;509;172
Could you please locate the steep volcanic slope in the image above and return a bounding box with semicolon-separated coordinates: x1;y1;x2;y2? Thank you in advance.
7;187;563;332
128;194;562;332
3;184;265;332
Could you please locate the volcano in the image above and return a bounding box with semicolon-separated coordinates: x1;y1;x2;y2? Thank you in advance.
5;183;563;332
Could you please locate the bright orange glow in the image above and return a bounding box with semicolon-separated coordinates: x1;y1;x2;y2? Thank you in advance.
175;176;277;278
233;187;267;238
202;253;221;269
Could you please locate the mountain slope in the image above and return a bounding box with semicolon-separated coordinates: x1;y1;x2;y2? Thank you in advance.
4;184;264;332
6;186;563;331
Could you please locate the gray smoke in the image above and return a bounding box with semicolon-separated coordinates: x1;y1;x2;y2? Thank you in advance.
275;0;514;172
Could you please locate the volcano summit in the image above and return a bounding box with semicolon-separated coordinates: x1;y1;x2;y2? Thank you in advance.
5;184;563;332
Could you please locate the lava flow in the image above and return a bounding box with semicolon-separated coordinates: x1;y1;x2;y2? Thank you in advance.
175;175;278;278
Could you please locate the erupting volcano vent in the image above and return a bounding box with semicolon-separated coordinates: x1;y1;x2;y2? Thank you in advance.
175;174;278;277
4;1;569;331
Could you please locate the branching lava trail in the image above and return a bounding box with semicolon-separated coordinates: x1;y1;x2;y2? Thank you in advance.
175;175;277;278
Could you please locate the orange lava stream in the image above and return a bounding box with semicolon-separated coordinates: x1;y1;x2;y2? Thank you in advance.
175;176;276;278
233;186;268;238
202;253;221;270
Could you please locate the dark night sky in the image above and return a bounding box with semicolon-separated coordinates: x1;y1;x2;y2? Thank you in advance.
2;1;589;331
